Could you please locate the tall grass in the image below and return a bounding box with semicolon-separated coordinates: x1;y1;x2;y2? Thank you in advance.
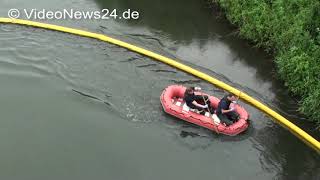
213;0;320;125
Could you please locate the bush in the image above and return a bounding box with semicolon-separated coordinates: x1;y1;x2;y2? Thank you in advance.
214;0;320;126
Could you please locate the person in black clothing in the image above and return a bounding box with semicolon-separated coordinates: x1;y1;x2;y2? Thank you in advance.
183;87;214;114
216;93;240;126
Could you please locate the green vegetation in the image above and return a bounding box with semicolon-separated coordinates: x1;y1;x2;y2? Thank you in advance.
213;0;320;125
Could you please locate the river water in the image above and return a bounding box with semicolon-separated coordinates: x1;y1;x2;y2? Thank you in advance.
0;0;319;179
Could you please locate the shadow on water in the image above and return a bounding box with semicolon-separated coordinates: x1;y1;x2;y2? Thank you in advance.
162;113;253;142
93;0;229;43
158;111;257;152
93;0;273;77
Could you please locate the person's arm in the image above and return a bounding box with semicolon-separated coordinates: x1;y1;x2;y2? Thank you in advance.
221;109;232;113
192;101;207;108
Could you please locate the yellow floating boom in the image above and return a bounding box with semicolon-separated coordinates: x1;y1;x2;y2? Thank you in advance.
0;17;319;152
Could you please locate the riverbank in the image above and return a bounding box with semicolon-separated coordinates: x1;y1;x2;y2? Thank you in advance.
212;0;320;126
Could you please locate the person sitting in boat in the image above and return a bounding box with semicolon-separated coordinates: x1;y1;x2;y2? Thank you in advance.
216;93;240;126
183;87;215;114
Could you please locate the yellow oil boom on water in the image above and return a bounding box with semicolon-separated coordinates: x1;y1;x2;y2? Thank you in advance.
0;17;319;153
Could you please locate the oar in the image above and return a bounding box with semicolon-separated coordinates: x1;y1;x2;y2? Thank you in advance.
201;95;211;115
200;92;220;134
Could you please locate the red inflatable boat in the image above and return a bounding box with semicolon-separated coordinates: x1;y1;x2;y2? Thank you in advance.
160;85;249;136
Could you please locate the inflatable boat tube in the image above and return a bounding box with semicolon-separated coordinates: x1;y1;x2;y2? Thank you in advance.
160;85;249;136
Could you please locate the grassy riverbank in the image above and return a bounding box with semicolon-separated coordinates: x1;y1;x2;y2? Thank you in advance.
212;0;320;126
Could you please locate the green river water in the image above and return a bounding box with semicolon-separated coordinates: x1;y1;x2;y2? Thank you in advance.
0;0;319;179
